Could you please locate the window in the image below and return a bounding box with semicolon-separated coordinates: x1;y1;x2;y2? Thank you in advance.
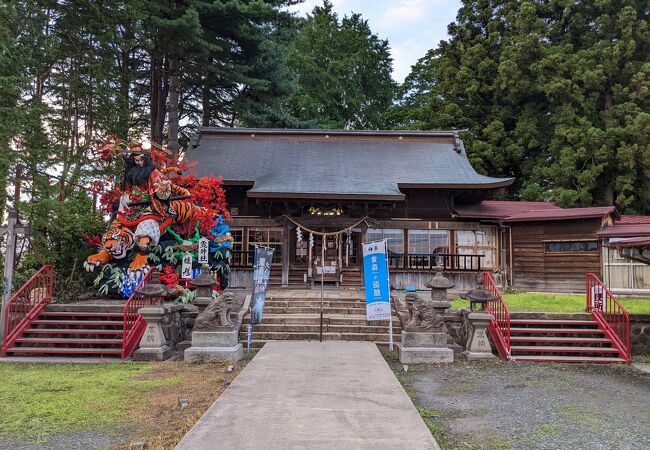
230;228;245;267
545;241;598;253
603;247;650;290
367;228;404;268
408;230;449;269
456;227;498;269
247;227;283;266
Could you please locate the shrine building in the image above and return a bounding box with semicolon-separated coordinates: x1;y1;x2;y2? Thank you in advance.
187;128;650;295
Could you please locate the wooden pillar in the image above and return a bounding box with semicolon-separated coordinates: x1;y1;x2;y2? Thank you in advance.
360;223;368;287
281;217;290;288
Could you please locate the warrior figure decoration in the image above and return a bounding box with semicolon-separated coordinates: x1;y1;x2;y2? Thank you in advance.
83;136;233;298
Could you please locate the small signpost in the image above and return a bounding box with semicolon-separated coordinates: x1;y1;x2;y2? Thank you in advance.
362;239;393;349
197;237;210;265
181;252;193;279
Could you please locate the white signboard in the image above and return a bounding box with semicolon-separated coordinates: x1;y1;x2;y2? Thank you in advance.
316;266;336;274
181;252;193;279
198;237;210;264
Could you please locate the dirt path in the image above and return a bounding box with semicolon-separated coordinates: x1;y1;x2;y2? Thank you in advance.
397;359;650;450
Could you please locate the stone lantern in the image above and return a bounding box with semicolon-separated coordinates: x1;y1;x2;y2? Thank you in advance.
463;279;498;312
133;270;173;361
192;265;218;313
460;278;498;361
425;269;453;332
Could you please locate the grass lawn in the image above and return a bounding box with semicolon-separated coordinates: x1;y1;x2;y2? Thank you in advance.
0;358;248;449
450;292;650;314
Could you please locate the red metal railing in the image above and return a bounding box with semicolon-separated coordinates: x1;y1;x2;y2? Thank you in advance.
2;265;54;355
483;272;512;360
586;273;630;362
121;269;157;358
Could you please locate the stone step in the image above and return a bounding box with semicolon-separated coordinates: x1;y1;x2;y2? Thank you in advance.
240;340;395;349
44;303;125;313
513;355;626;363
240;323;401;334
241;314;397;326
509;336;610;344
245;331;392;342
510;327;605;335
511;345;619;354
263;306;367;314
510;319;597;327
262;300;366;308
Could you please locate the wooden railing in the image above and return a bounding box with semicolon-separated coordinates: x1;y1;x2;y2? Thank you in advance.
121;269;157;358
388;253;484;272
586;273;630;362
1;265;54;355
483;272;512;360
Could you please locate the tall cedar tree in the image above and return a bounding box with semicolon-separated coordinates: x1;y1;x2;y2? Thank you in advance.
287;1;395;129
392;0;650;213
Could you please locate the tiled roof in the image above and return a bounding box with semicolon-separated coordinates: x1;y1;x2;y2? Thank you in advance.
618;215;650;225
454;200;560;219
503;206;618;222
186;128;513;200
455;202;618;222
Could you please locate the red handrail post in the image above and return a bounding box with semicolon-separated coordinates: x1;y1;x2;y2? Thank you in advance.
585;273;630;362
1;265;54;355
121;269;156;359
483;272;512;360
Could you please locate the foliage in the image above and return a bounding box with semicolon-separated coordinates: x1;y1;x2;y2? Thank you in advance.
392;0;650;213
286;1;395;129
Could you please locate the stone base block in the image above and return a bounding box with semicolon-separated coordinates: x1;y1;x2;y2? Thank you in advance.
184;344;243;362
175;340;193;352
397;345;453;364
191;330;239;347
463;350;497;361
401;331;447;348
133;345;172;361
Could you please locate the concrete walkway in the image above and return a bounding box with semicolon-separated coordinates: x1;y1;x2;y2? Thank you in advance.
175;341;440;450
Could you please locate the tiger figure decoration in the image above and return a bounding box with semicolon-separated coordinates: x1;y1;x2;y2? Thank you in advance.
83;224;136;271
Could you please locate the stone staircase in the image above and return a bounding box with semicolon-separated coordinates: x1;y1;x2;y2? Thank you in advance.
509;313;626;363
3;302;124;357
240;290;400;348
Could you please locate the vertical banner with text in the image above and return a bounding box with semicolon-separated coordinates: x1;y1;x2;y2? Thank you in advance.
363;240;391;321
251;247;274;325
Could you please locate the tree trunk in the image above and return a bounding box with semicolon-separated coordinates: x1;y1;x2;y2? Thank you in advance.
202;78;210;127
167;58;180;154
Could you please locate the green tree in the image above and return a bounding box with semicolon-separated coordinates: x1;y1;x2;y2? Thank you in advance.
287;1;395;129
393;0;650;213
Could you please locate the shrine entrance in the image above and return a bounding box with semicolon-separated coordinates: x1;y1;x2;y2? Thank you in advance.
288;220;365;288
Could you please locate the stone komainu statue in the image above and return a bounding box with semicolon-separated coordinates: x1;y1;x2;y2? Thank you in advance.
194;291;237;331
393;292;446;332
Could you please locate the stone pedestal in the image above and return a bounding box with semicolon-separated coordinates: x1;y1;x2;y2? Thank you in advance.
463;311;497;361
133;306;173;361
193;296;212;314
184;329;243;362
397;331;453;364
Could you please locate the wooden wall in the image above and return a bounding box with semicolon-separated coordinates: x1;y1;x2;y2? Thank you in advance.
510;219;603;293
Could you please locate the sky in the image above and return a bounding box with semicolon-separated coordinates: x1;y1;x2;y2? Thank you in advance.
287;0;462;83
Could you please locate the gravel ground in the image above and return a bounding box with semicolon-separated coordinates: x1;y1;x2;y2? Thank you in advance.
399;359;650;450
0;430;129;450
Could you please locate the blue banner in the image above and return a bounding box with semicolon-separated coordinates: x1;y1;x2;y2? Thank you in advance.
363;240;391;321
251;247;274;325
